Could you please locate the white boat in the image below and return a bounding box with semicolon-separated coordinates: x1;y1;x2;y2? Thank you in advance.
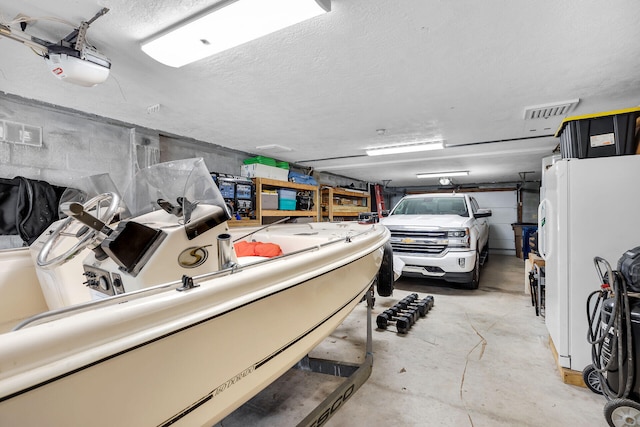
0;158;392;426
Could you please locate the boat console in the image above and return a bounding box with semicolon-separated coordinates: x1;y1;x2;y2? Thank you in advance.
29;158;234;309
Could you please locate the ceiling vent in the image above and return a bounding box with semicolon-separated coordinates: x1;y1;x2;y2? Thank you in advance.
523;99;579;120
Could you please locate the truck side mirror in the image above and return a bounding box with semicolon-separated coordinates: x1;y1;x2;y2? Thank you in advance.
475;209;492;218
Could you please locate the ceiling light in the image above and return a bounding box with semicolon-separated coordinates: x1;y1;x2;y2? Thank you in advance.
439;177;451;185
416;171;469;179
141;0;331;67
365;140;445;156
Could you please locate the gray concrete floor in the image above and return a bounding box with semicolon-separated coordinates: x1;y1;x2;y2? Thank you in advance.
216;255;607;426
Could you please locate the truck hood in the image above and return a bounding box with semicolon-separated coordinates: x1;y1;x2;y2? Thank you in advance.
379;215;472;229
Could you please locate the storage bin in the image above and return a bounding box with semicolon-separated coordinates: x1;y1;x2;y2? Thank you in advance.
555;107;640;159
241;164;289;181
522;225;538;259
261;193;278;210
243;156;276;166
277;188;297;200
511;223;537;259
277;188;297;210
278;199;297;210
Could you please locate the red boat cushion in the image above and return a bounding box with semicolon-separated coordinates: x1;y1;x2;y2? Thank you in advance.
234;241;283;258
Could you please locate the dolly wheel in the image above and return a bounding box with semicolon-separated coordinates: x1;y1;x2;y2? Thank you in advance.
605;398;640;427
582;364;603;395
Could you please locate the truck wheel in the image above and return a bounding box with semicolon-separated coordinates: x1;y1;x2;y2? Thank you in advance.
376;241;394;297
464;249;480;290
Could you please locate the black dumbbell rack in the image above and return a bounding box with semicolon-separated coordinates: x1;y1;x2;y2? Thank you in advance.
376;293;434;334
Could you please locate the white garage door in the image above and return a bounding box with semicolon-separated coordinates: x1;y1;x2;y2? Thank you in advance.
472;191;517;255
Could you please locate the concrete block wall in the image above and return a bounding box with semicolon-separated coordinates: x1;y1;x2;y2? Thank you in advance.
0;94;371;249
160;135;249;176
0;95;142;193
1;93;369;199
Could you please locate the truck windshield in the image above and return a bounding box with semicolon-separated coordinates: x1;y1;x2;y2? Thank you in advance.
391;197;469;217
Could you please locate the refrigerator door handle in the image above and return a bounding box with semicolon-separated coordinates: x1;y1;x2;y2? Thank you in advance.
538;199;548;260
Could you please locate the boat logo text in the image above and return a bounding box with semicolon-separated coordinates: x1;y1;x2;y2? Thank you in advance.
178;245;211;268
213;365;255;398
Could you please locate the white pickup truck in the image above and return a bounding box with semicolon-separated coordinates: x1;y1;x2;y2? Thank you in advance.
379;193;491;289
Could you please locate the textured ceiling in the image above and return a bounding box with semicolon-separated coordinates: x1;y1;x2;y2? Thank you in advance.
1;0;639;188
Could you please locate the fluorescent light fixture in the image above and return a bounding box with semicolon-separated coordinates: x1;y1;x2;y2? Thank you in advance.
416;171;469;179
141;0;331;67
365;140;445;156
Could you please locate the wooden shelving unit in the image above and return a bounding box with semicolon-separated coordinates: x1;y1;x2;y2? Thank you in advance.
227;218;261;228
321;186;371;221
254;177;320;224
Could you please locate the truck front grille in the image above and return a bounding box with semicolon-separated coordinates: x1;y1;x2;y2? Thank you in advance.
389;230;448;255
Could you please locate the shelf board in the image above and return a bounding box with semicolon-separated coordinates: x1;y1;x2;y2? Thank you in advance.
256;177;317;191
328;187;370;197
324;211;361;216
261;210;318;217
228;218;261;227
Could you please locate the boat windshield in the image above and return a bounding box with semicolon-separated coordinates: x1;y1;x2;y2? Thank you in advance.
391;196;469;217
56;158;230;238
123;157;231;228
57;173;123;219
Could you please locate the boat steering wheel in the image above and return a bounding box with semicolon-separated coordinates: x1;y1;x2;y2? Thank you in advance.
37;192;121;269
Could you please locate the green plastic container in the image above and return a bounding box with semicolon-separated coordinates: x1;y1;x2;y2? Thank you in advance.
243;156;276;166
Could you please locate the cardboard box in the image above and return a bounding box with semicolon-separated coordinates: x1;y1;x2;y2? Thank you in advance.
241;164;288;181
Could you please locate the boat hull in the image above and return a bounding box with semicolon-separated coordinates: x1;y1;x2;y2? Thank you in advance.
0;223;388;426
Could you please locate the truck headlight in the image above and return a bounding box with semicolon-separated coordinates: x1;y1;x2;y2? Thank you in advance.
447;230;467;238
447;228;470;248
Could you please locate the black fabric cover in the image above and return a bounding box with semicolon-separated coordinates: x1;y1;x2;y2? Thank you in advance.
0;177;65;245
0;178;20;236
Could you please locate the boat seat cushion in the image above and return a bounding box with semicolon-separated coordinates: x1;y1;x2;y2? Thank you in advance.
234;240;283;257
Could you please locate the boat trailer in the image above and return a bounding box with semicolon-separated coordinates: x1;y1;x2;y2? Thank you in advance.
219;285;375;427
294;287;375;427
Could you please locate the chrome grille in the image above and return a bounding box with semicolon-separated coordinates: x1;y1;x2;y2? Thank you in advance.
391;230;447;239
389;229;448;254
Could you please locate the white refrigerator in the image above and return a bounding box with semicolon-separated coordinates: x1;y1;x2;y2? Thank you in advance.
538;154;640;372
